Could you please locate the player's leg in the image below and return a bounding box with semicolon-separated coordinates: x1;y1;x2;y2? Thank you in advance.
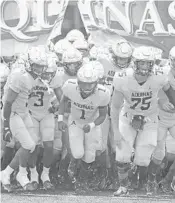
1;139;15;170
40;113;55;189
67;118;84;185
27;116;40;189
1;113;36;191
114;111;136;196
134;116;158;195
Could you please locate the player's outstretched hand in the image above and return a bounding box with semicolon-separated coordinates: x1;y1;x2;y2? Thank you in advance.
58;121;67;132
162;102;175;113
3;126;12;142
82;124;91;134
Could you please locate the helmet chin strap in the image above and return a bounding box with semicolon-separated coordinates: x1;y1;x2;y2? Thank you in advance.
40;78;52;94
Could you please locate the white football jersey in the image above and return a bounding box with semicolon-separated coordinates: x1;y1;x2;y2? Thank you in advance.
113;66;169;117
3;68;36;114
28;69;64;118
158;65;175;120
62;79;111;124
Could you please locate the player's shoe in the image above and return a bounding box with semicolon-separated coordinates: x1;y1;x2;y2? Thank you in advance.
41;172;54;190
159;179;172;194
0;170;13;192
30;172;39;190
146;180;158;195
113;186;129;196
16;172;35;191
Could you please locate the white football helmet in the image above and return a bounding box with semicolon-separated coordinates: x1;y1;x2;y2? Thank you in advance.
54;39;72;60
66;29;85;43
169;46;175;69
132;46;155;76
89;61;104;79
27;45;48;77
62;48;83;76
73;39;89;57
77;63;99;96
110;39;133;69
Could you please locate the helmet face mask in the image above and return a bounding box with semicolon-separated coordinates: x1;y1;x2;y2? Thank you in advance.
78;80;97;96
64;61;82;76
30;63;46;77
132;46;155;77
41;71;56;83
134;60;154;76
112;55;131;69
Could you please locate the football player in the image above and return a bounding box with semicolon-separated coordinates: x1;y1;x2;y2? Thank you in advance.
152;46;175;192
0;45;48;191
57;62;110;192
51;48;83;185
89;40;133;189
27;47;64;190
111;46;175;196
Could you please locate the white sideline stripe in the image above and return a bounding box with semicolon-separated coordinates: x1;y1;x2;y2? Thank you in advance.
17;193;174;200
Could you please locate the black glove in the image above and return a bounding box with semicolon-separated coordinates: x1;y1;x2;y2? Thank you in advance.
131;115;145;131
3;126;12;142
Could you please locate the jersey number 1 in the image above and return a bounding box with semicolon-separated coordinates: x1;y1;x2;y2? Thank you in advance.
80;109;86;119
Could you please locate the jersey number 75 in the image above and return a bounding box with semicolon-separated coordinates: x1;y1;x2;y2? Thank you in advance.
130;96;151;110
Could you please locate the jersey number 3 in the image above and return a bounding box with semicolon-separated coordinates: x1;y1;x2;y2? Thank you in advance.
130;96;151;110
34;91;44;107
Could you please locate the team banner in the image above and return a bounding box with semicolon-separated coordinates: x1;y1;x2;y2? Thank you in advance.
1;0;175;56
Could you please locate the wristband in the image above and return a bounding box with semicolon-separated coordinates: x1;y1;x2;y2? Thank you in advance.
89;122;95;130
57;115;63;122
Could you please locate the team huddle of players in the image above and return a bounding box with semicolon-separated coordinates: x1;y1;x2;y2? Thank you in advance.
1;29;175;196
